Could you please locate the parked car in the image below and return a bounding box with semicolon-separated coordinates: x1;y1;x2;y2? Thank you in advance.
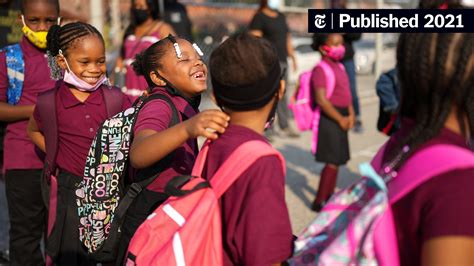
353;36;397;75
288;36;321;85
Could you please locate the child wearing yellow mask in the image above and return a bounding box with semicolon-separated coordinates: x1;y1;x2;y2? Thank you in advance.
0;0;60;265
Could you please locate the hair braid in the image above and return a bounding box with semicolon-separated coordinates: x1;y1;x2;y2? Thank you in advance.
387;32;474;171
45;22;104;80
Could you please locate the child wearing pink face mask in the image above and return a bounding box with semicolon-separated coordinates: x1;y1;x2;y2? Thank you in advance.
310;33;355;212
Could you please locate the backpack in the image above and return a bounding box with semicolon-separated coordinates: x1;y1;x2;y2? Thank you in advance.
36;83;124;263
1;43;25;105
376;69;400;136
289;144;474;265
125;139;285;265
75;92;180;262
0;43;25;177
288;60;344;154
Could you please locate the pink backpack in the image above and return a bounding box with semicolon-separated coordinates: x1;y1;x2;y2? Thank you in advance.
289;144;474;265
126;140;284;265
287;61;344;154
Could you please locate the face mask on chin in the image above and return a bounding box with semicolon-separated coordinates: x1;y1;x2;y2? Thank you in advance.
21;15;60;49
59;50;106;92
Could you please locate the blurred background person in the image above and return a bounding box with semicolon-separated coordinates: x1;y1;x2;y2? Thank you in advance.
249;0;299;140
163;0;193;41
114;0;175;99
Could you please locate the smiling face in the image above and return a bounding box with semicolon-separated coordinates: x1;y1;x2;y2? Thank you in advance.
57;35;106;85
21;0;59;32
152;39;208;98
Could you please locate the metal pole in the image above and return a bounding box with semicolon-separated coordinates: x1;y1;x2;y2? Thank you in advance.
159;0;165;19
110;0;121;47
90;0;104;34
375;0;384;78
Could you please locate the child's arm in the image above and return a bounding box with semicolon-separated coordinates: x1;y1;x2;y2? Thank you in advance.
27;115;46;153
130;109;229;169
287;33;297;72
0;103;35;122
315;89;351;131
348;104;356;129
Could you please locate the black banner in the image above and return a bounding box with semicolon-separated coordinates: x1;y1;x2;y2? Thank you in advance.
308;9;474;33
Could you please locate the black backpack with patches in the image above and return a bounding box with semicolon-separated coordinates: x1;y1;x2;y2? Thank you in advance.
76;93;179;262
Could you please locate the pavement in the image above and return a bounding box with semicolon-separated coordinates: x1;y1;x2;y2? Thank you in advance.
0;71;389;252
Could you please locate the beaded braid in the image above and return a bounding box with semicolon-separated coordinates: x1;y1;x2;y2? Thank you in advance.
387;33;474;171
46;22;104;80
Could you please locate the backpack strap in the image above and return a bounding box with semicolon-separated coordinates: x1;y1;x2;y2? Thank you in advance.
318;60;340;100
98;93;180;256
192;140;285;199
3;44;24;105
102;85;124;117
388;145;474;203
37;83;61;177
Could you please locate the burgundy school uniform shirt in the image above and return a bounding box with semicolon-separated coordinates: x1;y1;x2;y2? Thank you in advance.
311;57;352;108
202;125;293;266
382;120;474;266
0;37;56;170
33;82;131;177
132;87;198;193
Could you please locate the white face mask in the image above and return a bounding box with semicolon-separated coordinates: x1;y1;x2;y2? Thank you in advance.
60;50;107;92
267;0;281;10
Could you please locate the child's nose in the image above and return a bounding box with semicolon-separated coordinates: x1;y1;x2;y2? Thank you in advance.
194;59;203;66
38;21;49;32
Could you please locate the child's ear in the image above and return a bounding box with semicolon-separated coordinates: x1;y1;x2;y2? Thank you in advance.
277;79;286;101
150;71;167;86
56;55;67;70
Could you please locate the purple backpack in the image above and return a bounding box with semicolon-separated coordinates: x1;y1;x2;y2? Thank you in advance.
289;143;474;265
288;60;344;154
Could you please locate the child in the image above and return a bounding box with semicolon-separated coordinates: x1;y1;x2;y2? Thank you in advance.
27;22;131;265
115;35;229;264
114;0;175;98
205;33;293;265
311;33;355;211
0;0;60;264
379;32;474;265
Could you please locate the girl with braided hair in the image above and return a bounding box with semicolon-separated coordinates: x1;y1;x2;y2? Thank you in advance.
379;32;473;265
27;22;131;265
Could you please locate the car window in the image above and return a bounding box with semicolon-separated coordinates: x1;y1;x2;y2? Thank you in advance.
295;44;314;54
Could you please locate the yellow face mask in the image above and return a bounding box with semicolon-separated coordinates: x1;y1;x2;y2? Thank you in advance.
21;15;54;49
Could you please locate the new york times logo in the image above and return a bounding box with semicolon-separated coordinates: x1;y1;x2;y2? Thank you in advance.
314;14;326;28
308;9;474;33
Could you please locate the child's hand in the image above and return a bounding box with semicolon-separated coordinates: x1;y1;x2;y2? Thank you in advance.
348;114;356;129
338;117;351;131
184;110;230;140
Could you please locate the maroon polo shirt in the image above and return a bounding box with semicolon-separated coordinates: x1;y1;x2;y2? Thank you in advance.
0;37;56;170
132;88;198;193
202;125;293;266
33;82;131;177
311;57;352;108
382;120;474;266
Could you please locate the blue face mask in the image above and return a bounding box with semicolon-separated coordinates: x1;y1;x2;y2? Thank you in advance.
267;0;281;10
